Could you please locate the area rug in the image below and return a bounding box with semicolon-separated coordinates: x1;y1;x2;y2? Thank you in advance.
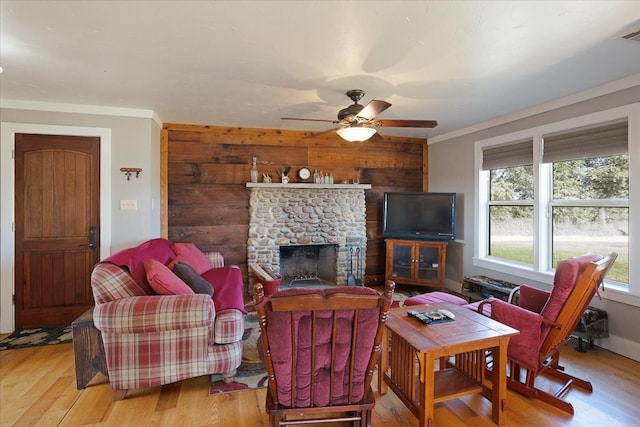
390;288;422;307
209;311;269;395
0;325;72;351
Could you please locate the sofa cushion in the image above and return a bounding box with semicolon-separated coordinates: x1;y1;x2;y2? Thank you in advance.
172;261;214;296
145;259;195;295
201;266;247;313
171;243;214;275
103;238;175;295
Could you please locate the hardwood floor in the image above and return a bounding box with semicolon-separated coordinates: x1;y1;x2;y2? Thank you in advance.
1;337;639;426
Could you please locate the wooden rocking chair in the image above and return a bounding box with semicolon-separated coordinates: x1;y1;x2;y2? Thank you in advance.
254;281;395;426
477;252;617;414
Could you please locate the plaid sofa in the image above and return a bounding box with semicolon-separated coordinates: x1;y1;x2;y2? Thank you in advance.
90;239;245;400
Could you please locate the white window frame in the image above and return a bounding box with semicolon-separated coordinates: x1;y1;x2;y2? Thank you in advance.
474;103;639;306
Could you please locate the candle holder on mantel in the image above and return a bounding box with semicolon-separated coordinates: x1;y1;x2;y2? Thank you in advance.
120;167;142;180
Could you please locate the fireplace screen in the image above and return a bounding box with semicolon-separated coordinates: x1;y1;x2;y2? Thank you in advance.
279;244;338;286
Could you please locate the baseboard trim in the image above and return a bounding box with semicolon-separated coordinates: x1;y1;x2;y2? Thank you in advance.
597;334;640;362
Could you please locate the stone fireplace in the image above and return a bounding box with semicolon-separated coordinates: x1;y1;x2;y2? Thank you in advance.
246;183;371;291
279;243;338;286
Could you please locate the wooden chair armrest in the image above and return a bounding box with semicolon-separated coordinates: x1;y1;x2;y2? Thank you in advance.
477;299;493;314
541;317;562;329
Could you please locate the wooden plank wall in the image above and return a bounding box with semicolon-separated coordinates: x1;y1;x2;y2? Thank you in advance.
162;123;428;288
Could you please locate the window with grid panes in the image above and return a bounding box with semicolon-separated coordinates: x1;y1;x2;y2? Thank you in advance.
475;108;633;294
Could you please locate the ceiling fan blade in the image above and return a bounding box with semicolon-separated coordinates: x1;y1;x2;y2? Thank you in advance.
281;117;339;124
302;127;341;139
376;119;438;128
356;100;392;120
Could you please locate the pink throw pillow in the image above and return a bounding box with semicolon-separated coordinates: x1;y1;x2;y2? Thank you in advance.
144;259;194;295
171;243;214;275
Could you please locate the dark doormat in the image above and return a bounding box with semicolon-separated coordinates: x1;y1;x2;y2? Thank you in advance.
0;325;72;351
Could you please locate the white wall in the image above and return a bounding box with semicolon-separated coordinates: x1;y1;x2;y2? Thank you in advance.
0;106;161;333
429;82;640;361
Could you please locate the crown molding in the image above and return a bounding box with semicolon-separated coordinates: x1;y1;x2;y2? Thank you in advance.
429;73;640;145
0;99;163;127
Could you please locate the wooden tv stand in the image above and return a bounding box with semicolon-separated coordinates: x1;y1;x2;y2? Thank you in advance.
385;239;447;290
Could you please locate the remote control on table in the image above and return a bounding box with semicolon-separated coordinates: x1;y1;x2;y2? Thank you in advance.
407;310;432;324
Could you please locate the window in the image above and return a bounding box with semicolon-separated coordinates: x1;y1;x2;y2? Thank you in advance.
483;140;534;264
475;105;637;299
545;121;629;284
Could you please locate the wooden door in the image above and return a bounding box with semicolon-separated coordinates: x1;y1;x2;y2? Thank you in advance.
14;133;100;329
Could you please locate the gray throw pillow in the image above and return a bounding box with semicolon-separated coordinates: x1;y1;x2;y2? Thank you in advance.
172;262;214;296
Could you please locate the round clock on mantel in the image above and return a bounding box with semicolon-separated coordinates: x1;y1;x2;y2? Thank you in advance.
298;167;311;181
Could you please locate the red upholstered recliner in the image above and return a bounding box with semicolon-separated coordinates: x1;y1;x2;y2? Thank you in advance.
253;281;395;427
475;252;617;414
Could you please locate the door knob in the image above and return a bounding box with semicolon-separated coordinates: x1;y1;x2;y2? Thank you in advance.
81;226;97;249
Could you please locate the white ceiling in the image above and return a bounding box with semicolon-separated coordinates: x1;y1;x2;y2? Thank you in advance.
1;1;640;140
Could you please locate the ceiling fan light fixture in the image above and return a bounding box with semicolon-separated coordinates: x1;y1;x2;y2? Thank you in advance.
336;126;377;142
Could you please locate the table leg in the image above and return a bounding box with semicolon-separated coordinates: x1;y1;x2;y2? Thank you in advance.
379;326;388;395
418;352;435;427
492;338;509;425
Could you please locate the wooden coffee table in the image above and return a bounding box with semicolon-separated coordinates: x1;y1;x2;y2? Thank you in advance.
379;302;519;426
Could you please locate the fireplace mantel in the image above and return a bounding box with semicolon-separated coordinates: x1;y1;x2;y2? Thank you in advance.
246;183;371;190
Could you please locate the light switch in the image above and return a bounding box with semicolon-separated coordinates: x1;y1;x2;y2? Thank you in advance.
120;199;137;210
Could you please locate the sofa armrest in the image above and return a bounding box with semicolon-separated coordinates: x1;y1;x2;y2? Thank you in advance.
205;251;225;269
94;294;214;334
213;309;245;344
91;262;150;304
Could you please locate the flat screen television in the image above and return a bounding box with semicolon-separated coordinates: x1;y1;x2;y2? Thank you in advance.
383;192;457;241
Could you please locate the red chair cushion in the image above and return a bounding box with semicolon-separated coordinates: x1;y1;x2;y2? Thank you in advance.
491;299;543;371
541;253;602;322
518;285;550;314
264;286;381;407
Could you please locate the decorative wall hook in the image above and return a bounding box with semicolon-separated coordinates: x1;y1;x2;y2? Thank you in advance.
120;167;142;180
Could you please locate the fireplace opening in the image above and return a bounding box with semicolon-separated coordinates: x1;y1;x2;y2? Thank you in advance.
279;244;338;287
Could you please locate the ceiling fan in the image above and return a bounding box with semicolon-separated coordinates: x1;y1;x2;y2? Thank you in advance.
281;89;438;142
